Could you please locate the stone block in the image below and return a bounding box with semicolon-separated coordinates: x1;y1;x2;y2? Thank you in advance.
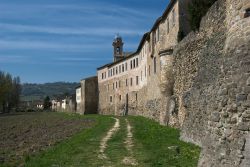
242;101;250;108
238;123;249;131
218;88;228;96
220;98;228;107
243;86;250;94
247;77;250;86
242;113;250;119
222;112;229;118
227;83;237;89
229;117;237;124
227;104;237;113
212;112;221;122
236;94;247;103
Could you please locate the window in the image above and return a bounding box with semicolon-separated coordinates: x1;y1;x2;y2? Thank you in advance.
122;64;124;72
133;59;136;68
102;73;104;79
119;81;121;88
245;8;250;18
113;83;115;90
154;57;157;74
119;95;122;101
116;67;118;74
107;84;109;91
149;40;151;52
135;93;138;101
149;65;151;76
154;31;157;44
125;63;128;71
167;18;169;34
136;58;139;67
136;76;139;85
156;27;160;42
172;9;175;26
110;96;113;103
119;65;121;73
126;79;128;86
130;61;133;69
116;47;120;54
113;68;115;75
130;78;133;86
116;82;118;89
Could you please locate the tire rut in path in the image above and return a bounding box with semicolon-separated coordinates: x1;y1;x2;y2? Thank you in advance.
98;117;120;159
122;118;138;166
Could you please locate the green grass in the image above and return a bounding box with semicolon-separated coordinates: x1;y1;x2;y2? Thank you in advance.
25;115;115;167
105;118;129;166
22;115;200;167
128;116;200;167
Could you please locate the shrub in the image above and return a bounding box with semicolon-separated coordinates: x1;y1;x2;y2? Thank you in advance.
188;0;218;31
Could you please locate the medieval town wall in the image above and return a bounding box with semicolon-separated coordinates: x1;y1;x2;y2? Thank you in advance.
172;0;250;166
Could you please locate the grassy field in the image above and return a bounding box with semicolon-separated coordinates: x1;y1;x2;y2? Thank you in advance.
0;113;200;167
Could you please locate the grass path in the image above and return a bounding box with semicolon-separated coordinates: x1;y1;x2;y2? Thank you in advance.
98;117;120;160
122;119;138;166
23;115;200;167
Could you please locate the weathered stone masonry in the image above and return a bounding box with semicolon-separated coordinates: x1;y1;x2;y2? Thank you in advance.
172;0;250;166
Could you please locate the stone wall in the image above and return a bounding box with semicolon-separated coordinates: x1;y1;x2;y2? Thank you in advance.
172;0;250;166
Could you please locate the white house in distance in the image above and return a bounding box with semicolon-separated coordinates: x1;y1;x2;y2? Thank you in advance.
76;85;82;113
61;99;67;110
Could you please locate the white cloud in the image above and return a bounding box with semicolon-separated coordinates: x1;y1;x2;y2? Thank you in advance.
0;23;144;37
0;39;111;51
55;57;112;62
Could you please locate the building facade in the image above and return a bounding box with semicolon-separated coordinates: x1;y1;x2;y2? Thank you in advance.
97;0;191;123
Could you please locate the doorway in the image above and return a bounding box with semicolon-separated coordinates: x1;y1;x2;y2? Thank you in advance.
125;93;128;115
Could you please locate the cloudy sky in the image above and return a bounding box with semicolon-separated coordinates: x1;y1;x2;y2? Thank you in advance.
0;0;169;83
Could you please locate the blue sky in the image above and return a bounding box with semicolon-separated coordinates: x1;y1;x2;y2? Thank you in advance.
0;0;169;83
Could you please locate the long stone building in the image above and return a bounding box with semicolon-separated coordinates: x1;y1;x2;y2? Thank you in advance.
97;0;191;124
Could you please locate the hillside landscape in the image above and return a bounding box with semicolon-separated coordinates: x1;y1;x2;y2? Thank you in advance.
21;82;79;101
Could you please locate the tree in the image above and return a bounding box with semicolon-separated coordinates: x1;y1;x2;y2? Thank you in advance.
43;96;52;110
0;71;21;113
188;0;218;31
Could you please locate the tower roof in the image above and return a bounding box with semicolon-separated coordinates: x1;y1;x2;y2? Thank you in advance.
114;33;122;41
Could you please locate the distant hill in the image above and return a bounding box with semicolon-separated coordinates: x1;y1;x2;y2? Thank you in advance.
21;82;79;101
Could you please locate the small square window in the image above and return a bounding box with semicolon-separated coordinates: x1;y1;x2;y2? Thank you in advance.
136;76;139;85
244;8;250;18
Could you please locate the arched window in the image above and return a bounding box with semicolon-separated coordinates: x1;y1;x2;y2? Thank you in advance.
116;47;120;53
154;57;157;74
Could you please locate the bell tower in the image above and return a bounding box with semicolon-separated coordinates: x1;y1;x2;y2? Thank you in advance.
113;34;124;62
